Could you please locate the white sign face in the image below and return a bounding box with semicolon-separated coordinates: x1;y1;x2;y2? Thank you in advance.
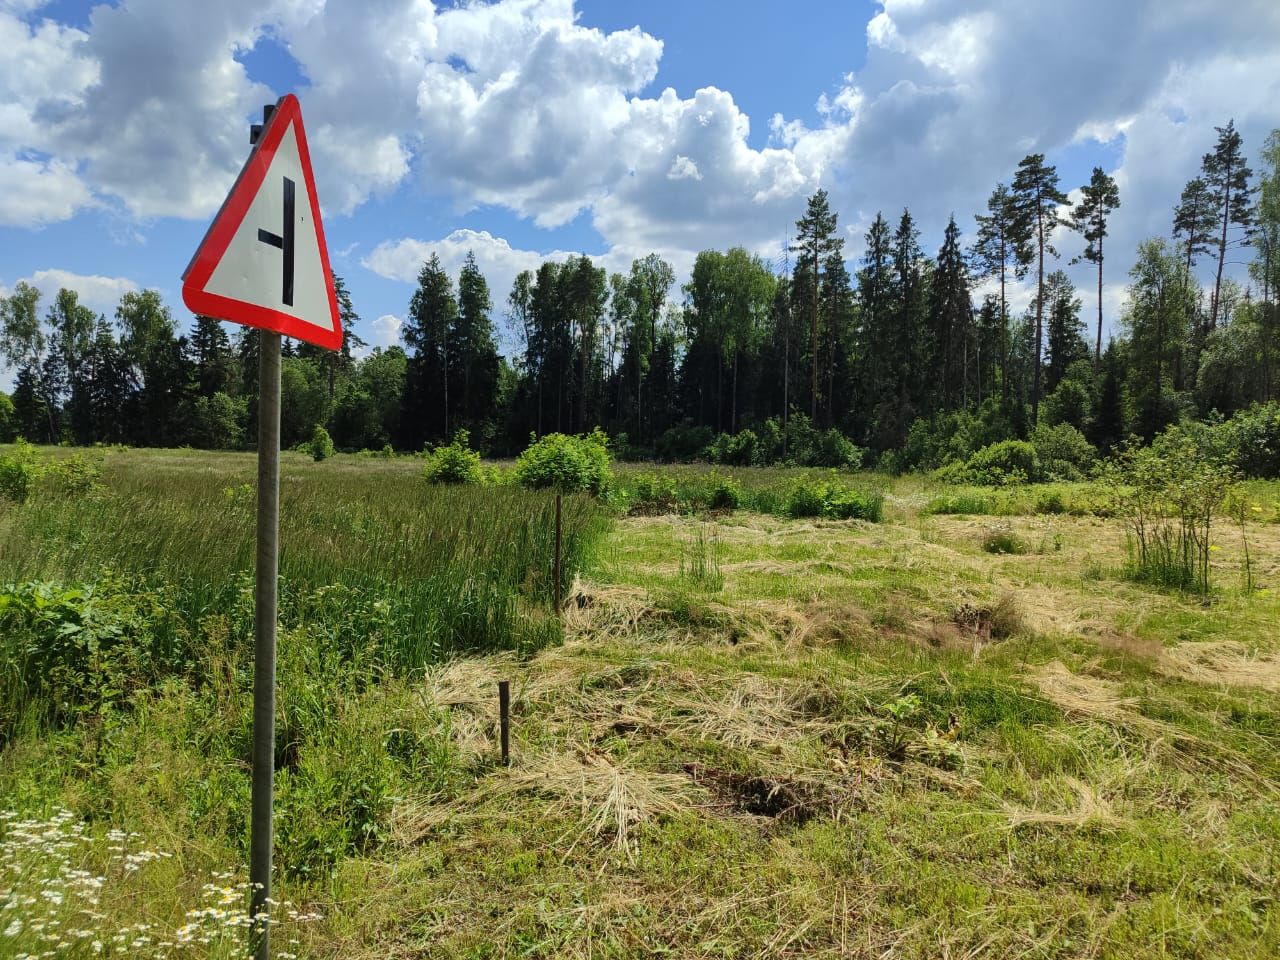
182;94;341;350
204;119;334;334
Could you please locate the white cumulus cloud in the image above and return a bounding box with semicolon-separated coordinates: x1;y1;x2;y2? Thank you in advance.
23;268;139;313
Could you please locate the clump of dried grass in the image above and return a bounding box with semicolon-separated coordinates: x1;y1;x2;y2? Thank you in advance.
480;752;705;858
1002;777;1127;831
1160;641;1280;692
1033;661;1135;723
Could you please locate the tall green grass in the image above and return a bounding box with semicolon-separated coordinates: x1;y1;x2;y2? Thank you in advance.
0;450;610;726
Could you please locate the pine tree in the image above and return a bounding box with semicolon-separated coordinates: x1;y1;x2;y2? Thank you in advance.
1201;120;1253;330
1011;154;1070;425
1172;176;1218;347
974;294;1004;404
1069;166;1120;367
892;210;925;399
819;251;855;429
46;289;96;442
116;290;190;446
1250;130;1280;402
85;315;131;443
297;274;363;399
972;184;1028;403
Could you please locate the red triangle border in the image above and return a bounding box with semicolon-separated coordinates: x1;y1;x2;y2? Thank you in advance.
181;94;342;351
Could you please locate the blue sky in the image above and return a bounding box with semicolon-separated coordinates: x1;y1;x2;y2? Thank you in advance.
2;0;1278;384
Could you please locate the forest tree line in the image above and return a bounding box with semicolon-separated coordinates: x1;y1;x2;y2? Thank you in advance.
2;120;1277;466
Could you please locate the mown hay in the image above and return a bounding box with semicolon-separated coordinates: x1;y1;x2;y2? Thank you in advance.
1160;640;1280;692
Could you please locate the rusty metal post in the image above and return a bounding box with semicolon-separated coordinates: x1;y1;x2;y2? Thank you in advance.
498;680;510;766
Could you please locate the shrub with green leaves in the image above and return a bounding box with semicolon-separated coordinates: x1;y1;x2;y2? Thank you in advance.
423;430;483;485
898;404;1014;472
0;579;183;736
1225;402;1280;478
936;439;1040;486
810;428;863;468
785;476;883;521
0;439;39;504
40;453;103;499
1105;433;1238;593
626;472;679;512
308;424;335;461
1031;423;1096;481
0;391;16;443
1178;402;1280;479
514;429;612;495
705;428;760;466
706;472;741;510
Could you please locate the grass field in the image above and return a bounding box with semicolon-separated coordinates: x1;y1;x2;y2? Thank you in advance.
2;447;1279;958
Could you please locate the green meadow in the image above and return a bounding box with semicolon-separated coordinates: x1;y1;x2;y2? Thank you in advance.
1;446;1278;958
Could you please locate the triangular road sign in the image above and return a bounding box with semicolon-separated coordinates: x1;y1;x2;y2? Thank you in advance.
182;94;342;350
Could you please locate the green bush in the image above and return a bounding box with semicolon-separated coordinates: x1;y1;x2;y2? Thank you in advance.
0;579;183;735
423;430;483;485
1032;423;1096;481
0;391;16;443
705;429;759;466
811;429;863;468
937;440;1040;486
627;472;679;512
899;404;1014;472
0;440;39;504
308;424;335;462
925;491;998;515
40;453;102;499
1105;434;1238;594
1225;402;1280;478
514;429;612;495
785;476;883;521
706;472;741;510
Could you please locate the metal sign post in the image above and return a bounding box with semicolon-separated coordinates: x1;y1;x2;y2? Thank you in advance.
250;329;281;959
181;95;341;960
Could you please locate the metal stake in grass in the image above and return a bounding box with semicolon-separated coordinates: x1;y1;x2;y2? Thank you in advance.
498;680;511;766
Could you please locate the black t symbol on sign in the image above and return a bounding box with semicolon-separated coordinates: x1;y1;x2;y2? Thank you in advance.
257;176;295;307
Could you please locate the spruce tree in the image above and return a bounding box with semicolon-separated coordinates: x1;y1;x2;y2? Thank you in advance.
454;251;501;438
403;253;458;446
1069;167;1120;367
1090;340;1126;453
929;215;971;410
191;316;234;398
791;190;842;422
1043;270;1086;393
857;213;893;446
1172;176;1218;346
